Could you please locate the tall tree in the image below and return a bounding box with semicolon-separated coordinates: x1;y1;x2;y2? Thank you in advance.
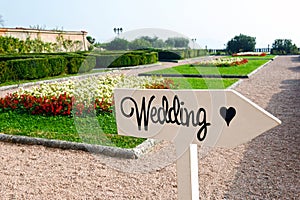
271;39;298;55
128;38;152;50
165;37;189;48
226;34;256;54
106;38;129;50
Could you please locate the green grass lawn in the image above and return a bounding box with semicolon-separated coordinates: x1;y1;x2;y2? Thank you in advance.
0;111;145;149
171;78;238;89
145;59;271;76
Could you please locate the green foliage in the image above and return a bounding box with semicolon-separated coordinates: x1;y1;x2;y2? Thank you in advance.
78;56;96;73
47;56;68;76
156;49;206;60
93;54;120;68
139;36;166;48
0;36;21;53
128;38;152;50
7;58;49;80
101;36;192;51
0;35;83;53
91;51;158;68
226;34;256;54
0;61;12;83
106;38;129;50
271;39;298;55
165;37;189;48
171;78;238;89
0;53;96;82
86;36;95;44
66;55;96;74
109;52;158;68
0;103;145;148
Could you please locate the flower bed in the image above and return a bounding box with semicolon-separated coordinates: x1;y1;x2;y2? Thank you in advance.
191;57;248;67
0;74;175;116
232;52;267;57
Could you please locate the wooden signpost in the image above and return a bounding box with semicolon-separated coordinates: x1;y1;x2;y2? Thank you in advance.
114;88;281;200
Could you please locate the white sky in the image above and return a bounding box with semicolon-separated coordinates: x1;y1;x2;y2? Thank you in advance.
1;0;299;49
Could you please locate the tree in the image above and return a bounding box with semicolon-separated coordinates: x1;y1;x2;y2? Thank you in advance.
86;36;95;44
165;37;189;48
165;38;175;48
226;34;256;54
139;36;158;44
0;15;4;27
152;39;166;48
106;38;129;50
271;39;298;55
128;38;152;50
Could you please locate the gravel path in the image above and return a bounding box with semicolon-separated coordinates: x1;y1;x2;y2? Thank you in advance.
0;56;299;199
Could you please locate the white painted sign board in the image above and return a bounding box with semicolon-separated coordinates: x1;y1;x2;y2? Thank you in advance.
114;88;281;200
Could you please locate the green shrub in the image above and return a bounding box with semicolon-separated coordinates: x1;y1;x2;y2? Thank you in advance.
158;50;182;60
0;61;12;83
66;55;96;74
94;55;120;68
47;56;68;76
78;56;96;73
0;54;45;62
109;54;131;67
7;58;49;80
67;56;84;74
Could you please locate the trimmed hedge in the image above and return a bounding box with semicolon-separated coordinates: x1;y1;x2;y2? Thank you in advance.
0;50;158;83
0;55;96;83
47;56;68;76
154;49;207;60
93;52;158;68
70;55;96;74
3;56;68;81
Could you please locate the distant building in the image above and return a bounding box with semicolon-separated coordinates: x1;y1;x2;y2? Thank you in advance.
0;27;89;51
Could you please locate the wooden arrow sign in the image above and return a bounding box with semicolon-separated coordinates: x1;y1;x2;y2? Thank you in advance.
114;89;281;147
114;88;281;200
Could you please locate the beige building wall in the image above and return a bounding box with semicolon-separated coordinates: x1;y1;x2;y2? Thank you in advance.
0;27;89;51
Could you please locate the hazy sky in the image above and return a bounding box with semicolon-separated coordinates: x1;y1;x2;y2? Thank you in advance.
1;0;299;49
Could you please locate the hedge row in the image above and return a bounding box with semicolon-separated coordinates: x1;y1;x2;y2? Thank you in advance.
0;50;159;83
156;49;207;60
88;52;158;68
0;55;96;83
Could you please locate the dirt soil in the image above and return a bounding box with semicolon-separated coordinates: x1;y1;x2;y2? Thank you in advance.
0;56;299;199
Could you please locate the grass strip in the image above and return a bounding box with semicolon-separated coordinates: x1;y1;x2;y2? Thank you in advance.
146;59;270;76
0;111;145;149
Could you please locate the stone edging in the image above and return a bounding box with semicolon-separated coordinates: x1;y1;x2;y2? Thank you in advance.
0;133;158;159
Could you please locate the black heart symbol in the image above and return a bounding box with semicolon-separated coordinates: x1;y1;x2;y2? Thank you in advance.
220;107;236;126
